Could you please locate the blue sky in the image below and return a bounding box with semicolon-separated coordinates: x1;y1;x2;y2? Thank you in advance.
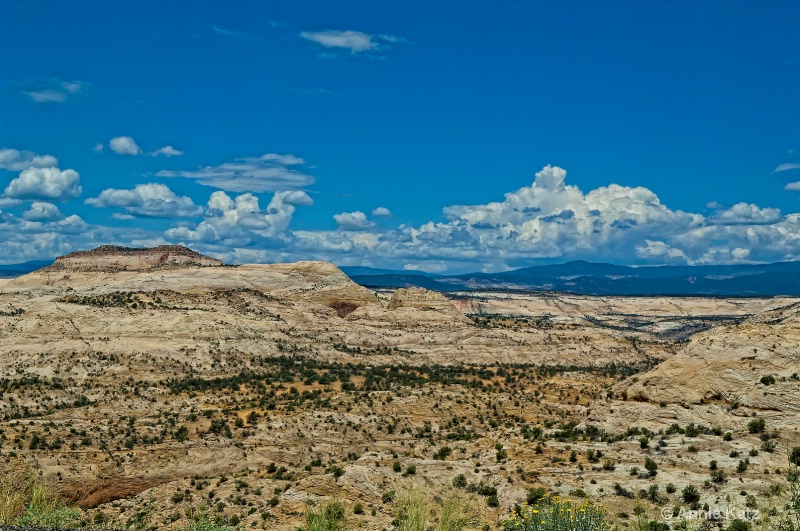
1;1;799;272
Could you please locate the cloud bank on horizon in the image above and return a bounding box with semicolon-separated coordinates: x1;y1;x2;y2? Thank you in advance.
3;145;800;272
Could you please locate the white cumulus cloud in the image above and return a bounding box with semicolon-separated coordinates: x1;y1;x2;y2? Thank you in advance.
0;210;158;264
0;148;59;172
712;202;782;225
334;211;375;231
85;183;202;218
0;197;22;207
22;202;65;222
165;190;310;244
151;145;183;157
109;136;142;155
371;207;392;217
4;167;82;201
281;191;314;206
635;240;689;262
731;247;751;261
5;162;800;271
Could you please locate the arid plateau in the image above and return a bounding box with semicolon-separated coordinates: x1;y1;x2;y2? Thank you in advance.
1;246;798;530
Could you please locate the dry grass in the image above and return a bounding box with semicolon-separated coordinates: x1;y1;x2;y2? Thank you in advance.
394;486;477;531
305;499;347;531
437;491;478;531
0;467;32;524
395;487;430;531
0;466;78;527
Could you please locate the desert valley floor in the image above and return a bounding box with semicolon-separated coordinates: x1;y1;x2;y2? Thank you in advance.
0;246;798;530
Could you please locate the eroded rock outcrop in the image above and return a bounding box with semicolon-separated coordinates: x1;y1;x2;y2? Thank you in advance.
388;288;462;314
41;245;223;273
617;303;800;413
7;248;378;311
347;287;470;325
576;303;800;436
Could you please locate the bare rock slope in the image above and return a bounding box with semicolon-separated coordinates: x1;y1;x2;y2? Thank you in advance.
584;302;800;436
623;301;800;412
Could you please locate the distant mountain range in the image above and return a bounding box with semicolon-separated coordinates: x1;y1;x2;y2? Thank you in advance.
341;260;800;296
0;260;53;278
4;258;799;296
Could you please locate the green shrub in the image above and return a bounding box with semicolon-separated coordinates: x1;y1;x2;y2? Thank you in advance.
636;519;665;531
645;484;659;503
789;447;800;466
527;487;547;505
737;458;750;473
747;418;766;434
710;469;726;484
453;474;468;489
503;496;607;531
175;425;189;442
726;519;751;531
644;458;658;476
682;485;700;505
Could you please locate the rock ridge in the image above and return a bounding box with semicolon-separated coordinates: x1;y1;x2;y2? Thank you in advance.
41;245;223;273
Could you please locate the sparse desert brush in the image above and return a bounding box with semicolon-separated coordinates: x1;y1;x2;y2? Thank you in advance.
503;496;607;531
